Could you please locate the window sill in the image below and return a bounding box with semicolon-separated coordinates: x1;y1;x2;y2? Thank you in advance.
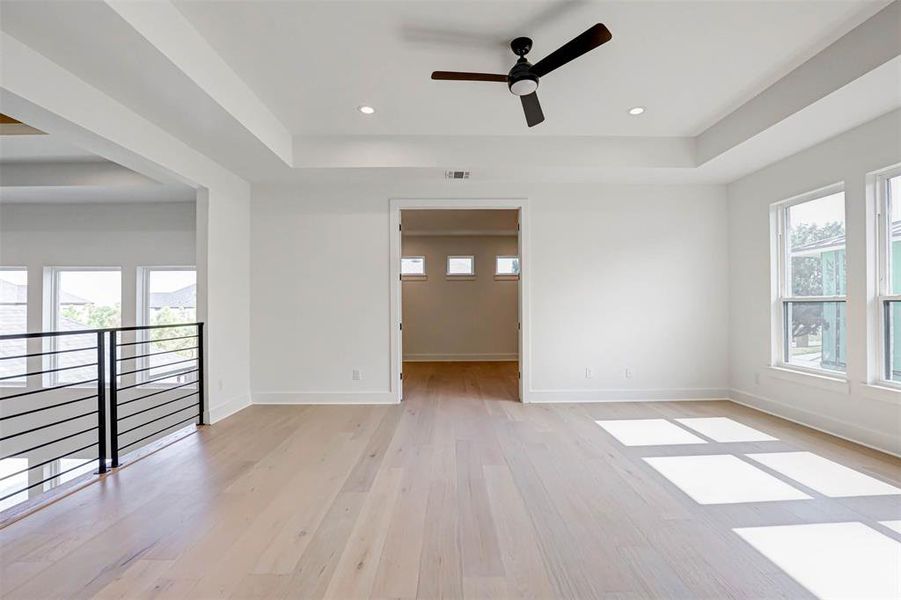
856;382;901;406
765;365;849;394
445;275;475;281
494;274;520;281
401;275;427;281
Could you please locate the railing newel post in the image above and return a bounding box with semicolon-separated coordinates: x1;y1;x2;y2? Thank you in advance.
197;323;206;426
108;330;119;468
96;330;107;474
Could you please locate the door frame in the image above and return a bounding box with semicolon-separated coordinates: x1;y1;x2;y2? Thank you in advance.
389;197;531;403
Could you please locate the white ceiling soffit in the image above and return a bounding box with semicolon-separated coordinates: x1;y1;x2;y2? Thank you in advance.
0;183;196;204
0;133;105;163
0;0;897;185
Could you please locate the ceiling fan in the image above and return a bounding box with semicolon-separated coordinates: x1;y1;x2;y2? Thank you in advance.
431;23;612;127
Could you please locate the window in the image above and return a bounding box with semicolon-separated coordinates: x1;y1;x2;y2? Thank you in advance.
447;255;475;277
52;268;121;383
775;189;846;374
140;268;197;385
496;256;520;277
877;170;901;383
401;257;426;278
0;268;27;384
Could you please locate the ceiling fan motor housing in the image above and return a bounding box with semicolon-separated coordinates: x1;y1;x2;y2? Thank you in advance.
508;59;538;96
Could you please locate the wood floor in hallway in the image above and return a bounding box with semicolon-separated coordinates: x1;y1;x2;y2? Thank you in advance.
1;361;900;599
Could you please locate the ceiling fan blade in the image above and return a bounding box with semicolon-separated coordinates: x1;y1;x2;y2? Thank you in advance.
431;71;508;82
520;92;545;127
530;23;612;78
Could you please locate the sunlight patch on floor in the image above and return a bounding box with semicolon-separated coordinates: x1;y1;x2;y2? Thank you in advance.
675;417;777;442
734;522;901;600
595;419;707;446
643;454;811;504
747;452;901;497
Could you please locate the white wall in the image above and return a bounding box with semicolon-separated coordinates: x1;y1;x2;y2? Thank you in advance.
251;182;729;404
401;234;518;361
728;109;901;455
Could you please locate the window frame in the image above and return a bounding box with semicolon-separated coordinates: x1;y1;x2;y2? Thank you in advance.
47;266;122;386
0;267;29;387
495;255;520;280
446;255;475;278
876;166;901;387
773;184;847;378
136;266;198;387
400;256;427;280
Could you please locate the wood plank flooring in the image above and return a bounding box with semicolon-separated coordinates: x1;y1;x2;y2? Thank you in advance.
1;361;900;599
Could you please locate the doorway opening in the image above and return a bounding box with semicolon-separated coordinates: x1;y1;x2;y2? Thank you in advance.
391;204;526;403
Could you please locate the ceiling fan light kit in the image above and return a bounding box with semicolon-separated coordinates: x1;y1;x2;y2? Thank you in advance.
431;23;612;128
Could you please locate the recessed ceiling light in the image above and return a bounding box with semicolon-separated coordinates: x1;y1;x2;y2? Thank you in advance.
357;105;376;115
628;106;645;115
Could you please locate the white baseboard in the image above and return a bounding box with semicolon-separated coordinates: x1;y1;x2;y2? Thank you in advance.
729;388;900;458
526;387;729;403
253;391;398;405
403;353;518;362
209;394;251;423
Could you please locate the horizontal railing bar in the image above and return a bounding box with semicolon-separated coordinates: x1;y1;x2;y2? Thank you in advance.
0;362;97;382
0;378;99;401
116;380;197;407
117;346;198;362
0;345;96;361
116;368;198;392
118;403;197;437
0;456;100;505
0;441;96;483
0;323;202;342
116;334;198;348
0;393;97;422
118;357;197;377
118;391;199;422
0;425;97;462
0;410;99;442
0;329;104;341
112;323;201;334
118;413;199;453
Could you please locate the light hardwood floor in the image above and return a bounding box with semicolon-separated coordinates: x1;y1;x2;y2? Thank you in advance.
1;361;899;599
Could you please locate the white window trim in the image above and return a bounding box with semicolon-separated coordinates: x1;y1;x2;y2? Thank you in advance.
495;255;520;280
47;266;122;387
400;256;427;281
446;255;475;278
875;165;901;389
136;266;197;387
0;267;29;387
771;183;847;379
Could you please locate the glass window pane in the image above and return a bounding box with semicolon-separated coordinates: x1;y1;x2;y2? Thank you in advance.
496;256;520;275
145;270;197;384
787;192;846;297
785;301;846;373
447;256;474;276
401;257;425;276
0;269;27;383
886;301;901;382
0;458;28;512
888;176;901;295
55;270;121;383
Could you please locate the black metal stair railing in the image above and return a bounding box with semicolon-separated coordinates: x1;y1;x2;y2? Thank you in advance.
0;322;205;514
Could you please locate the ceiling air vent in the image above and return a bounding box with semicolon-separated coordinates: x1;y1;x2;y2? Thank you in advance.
444;170;470;180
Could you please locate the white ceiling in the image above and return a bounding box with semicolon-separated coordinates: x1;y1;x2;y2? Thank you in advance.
0;132;103;163
174;0;888;136
0;0;896;187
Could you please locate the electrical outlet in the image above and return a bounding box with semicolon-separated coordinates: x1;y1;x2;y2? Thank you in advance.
217;379;223;391
352;369;361;381
585;367;593;379
754;372;760;385
625;368;633;379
